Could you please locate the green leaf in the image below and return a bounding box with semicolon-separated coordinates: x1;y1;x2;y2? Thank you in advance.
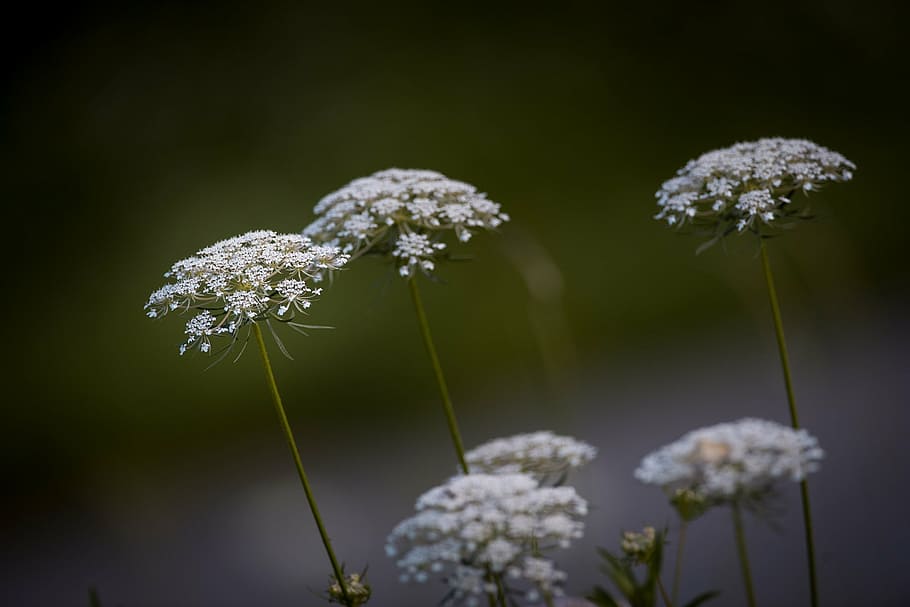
587;586;622;607
682;590;721;607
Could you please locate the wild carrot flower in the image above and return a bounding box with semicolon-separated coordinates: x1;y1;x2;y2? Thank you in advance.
634;418;823;507
145;230;348;355
304;168;509;278
386;473;587;605
465;431;597;483
654;138;854;237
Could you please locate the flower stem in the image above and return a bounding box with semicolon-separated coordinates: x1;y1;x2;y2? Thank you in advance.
251;323;352;607
732;504;757;607
408;277;470;474
656;575;675;607
671;520;688;604
495;574;509;607
759;240;819;607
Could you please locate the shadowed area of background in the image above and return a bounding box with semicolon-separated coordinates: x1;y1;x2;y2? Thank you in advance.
3;2;908;606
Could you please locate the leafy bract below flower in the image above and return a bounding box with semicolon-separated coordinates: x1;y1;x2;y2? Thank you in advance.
634;418;823;508
386;473;587;606
303;168;510;278
465;431;597;484
655;138;854;238
145;230;348;356
327;571;371;606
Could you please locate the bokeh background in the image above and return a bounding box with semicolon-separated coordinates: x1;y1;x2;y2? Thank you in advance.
3;2;908;606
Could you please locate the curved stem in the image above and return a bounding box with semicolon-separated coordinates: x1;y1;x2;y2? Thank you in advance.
759;241;819;607
252;323;352;607
732;504;757;607
408;277;470;474
671;520;688;604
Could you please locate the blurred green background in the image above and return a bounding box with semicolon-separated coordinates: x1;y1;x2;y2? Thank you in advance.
3;1;908;605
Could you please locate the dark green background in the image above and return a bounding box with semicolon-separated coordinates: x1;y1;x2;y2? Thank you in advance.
3;2;908;605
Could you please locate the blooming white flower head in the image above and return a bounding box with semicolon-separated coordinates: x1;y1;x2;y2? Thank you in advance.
303;168;510;278
465;431;597;484
386;473;587;605
145;230;348;356
634;418;823;507
655;138;854;237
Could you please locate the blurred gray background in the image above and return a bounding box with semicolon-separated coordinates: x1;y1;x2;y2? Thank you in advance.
3;1;908;606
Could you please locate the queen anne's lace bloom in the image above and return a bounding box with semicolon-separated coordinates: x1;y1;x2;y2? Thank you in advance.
145;230;348;355
465;431;597;483
634;418;823;504
304;169;510;278
386;473;587;605
655;138;854;236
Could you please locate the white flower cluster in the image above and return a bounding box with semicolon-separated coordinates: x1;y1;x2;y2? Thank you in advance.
634;418;823;503
465;431;597;483
303;168;510;278
655;138;854;234
386;473;587;606
145;230;348;355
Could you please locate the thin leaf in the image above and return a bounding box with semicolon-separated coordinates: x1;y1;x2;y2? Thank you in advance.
267;320;294;360
695;235;720;256
588;586;622;607
288;322;335;330
231;332;251;363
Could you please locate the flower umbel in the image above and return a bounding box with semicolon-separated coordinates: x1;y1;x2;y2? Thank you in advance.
304;168;510;278
145;230;348;355
654;138;854;237
465;431;597;484
386;473;587;605
634;418;823;507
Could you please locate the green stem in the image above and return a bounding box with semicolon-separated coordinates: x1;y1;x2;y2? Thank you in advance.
495;574;509;607
759;240;799;428
408;277;470;474
671;520;687;605
732;504;757;607
759;240;820;607
657;575;674;607
799;480;818;607
251;323;352;607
